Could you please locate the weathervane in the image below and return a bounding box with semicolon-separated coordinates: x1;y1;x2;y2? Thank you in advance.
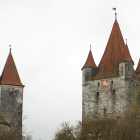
9;45;11;52
90;45;91;50
112;7;117;22
126;39;127;45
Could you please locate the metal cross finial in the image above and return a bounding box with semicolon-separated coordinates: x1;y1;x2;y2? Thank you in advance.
9;45;11;52
90;45;91;50
126;39;127;45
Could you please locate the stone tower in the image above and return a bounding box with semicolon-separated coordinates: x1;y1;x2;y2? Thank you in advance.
82;17;140;120
0;49;24;138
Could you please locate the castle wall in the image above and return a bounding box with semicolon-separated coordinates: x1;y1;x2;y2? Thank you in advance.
0;84;23;138
82;76;137;120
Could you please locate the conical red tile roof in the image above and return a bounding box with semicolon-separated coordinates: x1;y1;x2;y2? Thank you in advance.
93;21;125;79
0;51;24;86
120;44;133;63
81;50;97;70
136;58;140;74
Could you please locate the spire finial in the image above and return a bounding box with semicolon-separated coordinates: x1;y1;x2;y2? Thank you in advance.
126;39;127;45
9;45;11;52
112;7;117;22
90;45;91;50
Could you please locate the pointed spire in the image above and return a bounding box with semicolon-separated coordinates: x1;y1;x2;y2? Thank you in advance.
115;12;117;22
0;51;24;86
112;7;117;22
93;21;125;79
136;58;140;74
81;47;97;70
9;45;11;52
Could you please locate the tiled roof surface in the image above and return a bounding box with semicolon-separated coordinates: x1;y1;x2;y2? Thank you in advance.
136;58;140;74
82;50;97;70
120;45;133;63
93;21;125;79
0;52;24;86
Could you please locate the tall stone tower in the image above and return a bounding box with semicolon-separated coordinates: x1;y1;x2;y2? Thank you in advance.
0;49;24;138
82;16;140;120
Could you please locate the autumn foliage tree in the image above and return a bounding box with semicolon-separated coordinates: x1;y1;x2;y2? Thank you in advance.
53;85;140;140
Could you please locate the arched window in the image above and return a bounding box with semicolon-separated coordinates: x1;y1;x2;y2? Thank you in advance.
98;83;100;87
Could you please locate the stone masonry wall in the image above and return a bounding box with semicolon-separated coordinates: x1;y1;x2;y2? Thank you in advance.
0;85;23;138
82;76;138;120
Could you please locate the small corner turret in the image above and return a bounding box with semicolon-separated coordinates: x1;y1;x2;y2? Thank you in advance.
81;46;98;83
119;44;134;78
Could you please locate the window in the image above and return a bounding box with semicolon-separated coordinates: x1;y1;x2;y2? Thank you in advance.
113;90;116;95
121;66;123;69
128;66;130;70
96;92;99;97
98;83;100;87
121;70;123;75
104;109;106;115
111;81;113;85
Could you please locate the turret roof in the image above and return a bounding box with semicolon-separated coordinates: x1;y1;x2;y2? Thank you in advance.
136;58;140;74
93;21;131;79
120;44;133;63
0;51;24;86
81;50;97;70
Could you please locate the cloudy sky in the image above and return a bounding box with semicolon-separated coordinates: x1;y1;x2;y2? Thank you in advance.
0;0;140;139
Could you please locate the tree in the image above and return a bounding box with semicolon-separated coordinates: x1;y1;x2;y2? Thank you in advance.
53;84;140;140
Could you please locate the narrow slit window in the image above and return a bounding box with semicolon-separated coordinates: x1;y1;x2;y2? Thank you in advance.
113;90;116;95
111;81;113;85
128;66;130;70
97;92;99;97
104;109;106;115
98;83;100;87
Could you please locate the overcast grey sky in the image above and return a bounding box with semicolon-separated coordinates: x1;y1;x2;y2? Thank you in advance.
0;0;140;139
